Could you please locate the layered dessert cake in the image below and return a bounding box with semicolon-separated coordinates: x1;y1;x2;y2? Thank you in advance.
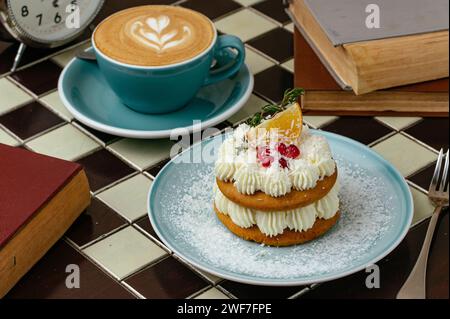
213;97;339;246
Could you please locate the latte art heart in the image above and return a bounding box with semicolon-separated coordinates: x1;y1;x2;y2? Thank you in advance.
94;6;215;66
129;16;192;53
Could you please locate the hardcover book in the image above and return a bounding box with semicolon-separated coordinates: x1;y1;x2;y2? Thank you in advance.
0;144;90;297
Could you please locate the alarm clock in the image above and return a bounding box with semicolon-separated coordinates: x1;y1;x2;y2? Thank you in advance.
0;0;104;71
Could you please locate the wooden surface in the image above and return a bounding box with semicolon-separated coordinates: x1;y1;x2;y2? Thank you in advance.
0;170;90;298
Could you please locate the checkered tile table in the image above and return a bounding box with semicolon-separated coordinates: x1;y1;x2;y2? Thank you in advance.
0;0;448;299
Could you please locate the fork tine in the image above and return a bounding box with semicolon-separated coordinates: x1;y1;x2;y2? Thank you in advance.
440;149;449;193
430;149;444;193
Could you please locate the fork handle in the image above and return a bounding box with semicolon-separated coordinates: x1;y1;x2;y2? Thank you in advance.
397;206;442;299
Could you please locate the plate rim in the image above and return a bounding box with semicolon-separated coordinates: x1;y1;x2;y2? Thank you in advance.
58;55;254;139
147;130;414;286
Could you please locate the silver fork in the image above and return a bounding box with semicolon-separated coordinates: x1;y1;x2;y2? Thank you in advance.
397;149;449;299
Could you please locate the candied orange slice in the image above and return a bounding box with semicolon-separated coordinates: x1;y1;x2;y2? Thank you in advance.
257;102;303;141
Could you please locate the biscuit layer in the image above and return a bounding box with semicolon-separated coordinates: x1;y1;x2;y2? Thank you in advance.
216;171;338;211
214;205;340;247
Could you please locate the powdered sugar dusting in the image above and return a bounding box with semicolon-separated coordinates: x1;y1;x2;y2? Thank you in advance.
152;134;404;281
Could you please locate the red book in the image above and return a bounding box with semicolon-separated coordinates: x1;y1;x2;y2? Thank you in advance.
0;144;90;297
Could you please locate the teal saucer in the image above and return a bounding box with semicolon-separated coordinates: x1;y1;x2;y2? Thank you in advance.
58;51;253;139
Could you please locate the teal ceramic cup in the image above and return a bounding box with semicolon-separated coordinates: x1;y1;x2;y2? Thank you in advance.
92;29;245;114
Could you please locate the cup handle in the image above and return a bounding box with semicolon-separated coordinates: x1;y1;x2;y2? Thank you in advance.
204;35;245;86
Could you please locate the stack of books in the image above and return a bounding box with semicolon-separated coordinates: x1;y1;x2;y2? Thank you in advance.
287;0;449;116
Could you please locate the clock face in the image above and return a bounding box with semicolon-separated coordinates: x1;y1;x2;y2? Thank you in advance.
7;0;103;44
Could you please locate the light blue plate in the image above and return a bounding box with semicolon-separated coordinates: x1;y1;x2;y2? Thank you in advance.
148;130;414;286
58;50;253;139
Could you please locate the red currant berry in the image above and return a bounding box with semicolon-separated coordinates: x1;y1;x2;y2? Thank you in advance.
257;146;271;161
286;145;300;159
279;158;288;169
261;156;274;168
277;143;287;156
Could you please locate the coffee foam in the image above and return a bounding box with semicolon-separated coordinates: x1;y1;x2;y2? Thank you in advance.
126;15;192;54
94;6;215;66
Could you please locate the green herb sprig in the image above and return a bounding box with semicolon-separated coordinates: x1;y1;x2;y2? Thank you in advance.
246;88;305;127
281;88;305;107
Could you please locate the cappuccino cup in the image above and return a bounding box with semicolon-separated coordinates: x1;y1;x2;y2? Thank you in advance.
92;5;245;114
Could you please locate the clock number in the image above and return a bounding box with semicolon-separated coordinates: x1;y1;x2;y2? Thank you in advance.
21;6;29;17
70;0;78;12
53;0;60;8
36;14;43;26
54;12;62;24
